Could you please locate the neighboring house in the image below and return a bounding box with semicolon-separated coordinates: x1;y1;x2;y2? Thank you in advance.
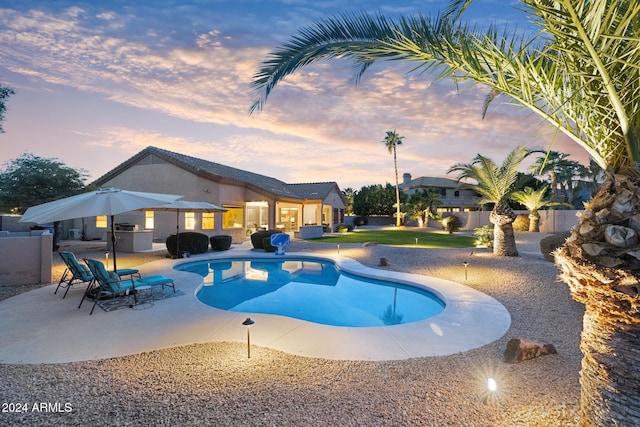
83;146;345;243
398;173;480;212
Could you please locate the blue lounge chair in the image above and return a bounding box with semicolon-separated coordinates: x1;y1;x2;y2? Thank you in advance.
56;251;94;298
80;258;174;315
57;251;141;299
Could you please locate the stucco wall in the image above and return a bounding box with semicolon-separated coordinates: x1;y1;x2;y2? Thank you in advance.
349;210;581;233
0;233;53;286
324;188;346;209
0;215;33;233
95;160;244;242
454;210;580;233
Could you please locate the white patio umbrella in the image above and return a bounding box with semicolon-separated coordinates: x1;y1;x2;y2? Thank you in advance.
20;187;182;271
141;200;226;257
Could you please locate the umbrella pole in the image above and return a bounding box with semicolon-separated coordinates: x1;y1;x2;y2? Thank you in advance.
111;215;118;272
176;209;180;258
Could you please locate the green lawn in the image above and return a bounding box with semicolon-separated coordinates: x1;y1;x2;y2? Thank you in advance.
308;229;476;248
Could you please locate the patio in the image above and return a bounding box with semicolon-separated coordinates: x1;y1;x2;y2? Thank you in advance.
0;241;510;363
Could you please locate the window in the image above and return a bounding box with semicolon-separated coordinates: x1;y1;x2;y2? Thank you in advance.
322;206;331;225
202;212;214;230
223;205;244;229
278;207;299;231
145;211;154;229
246;201;269;230
96;215;107;229
454;191;460;197
185;212;195;230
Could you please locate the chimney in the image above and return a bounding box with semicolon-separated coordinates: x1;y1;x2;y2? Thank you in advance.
403;173;412;185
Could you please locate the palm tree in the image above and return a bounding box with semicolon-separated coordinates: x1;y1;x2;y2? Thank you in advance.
408;188;442;227
583;158;606;197
529;151;571;201
249;2;640;423
341;187;355;216
421;188;443;224
510;186;566;232
448;146;532;256
555;159;586;205
382;130;404;226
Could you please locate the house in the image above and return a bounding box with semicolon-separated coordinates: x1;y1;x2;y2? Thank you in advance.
83;146;345;243
398;173;480;212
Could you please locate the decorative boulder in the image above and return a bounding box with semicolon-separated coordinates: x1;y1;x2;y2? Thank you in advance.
210;235;232;251
539;231;571;262
504;337;557;363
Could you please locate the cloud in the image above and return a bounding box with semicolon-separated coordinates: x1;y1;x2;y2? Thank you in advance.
0;2;591;190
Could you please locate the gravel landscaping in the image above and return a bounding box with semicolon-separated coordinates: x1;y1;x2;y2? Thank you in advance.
0;232;583;426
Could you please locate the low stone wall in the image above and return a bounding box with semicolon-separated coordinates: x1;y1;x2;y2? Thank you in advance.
0;232;53;286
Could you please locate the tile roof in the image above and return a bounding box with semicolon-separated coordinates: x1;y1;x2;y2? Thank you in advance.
286;182;340;200
399;176;462;189
93;146;335;201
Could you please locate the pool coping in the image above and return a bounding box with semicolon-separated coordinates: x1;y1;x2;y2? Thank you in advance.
0;250;510;364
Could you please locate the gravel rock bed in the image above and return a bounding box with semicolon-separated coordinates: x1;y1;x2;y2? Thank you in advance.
0;233;583;426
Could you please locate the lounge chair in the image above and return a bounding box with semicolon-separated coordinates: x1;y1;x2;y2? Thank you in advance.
56;251;141;299
56;251;94;298
80;258;174;315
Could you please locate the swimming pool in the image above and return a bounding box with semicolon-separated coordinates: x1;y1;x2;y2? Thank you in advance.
176;257;445;327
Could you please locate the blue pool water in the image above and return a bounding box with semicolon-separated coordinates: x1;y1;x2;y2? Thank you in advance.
177;257;445;327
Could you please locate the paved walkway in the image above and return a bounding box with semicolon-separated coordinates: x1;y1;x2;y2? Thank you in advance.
0;245;512;364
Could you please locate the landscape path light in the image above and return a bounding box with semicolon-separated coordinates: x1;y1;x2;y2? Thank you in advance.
483;376;500;423
487;377;497;393
463;261;469;281
242;317;255;359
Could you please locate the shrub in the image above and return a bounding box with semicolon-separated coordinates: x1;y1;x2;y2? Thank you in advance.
473;225;494;247
540;231;571;262
166;232;209;256
442;215;462;234
335;223;353;233
513;214;530;232
210;235;232;251
250;230;282;249
263;237;278;252
353;216;368;226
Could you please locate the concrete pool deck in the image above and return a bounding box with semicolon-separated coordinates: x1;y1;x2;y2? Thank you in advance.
0;248;510;364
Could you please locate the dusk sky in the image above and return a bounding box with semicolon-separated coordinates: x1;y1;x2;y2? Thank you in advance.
0;0;589;190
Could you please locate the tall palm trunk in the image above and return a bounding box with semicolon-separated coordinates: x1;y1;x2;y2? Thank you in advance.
567;180;575;205
555;174;640;425
490;201;518;257
393;146;401;227
549;170;558;201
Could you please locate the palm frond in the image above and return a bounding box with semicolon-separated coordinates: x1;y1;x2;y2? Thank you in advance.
250;12;404;113
448;146;531;205
251;1;640;170
511;185;569;210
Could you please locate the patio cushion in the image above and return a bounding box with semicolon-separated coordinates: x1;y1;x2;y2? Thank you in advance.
115;268;139;277
56;251;95;298
138;275;173;286
137;275;175;293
